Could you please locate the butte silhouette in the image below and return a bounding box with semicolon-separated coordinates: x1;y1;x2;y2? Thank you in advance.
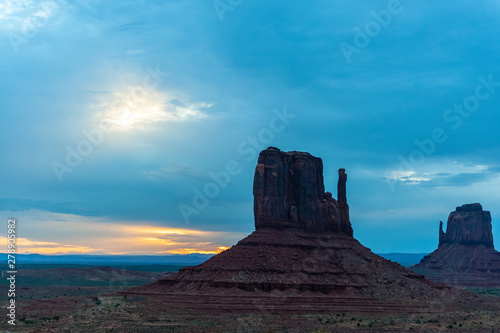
129;147;490;314
412;203;500;288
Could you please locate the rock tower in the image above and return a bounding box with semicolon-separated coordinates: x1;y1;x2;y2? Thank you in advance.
253;147;352;235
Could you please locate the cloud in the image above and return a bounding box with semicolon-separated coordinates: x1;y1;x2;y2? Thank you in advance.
387;171;431;185
423;172;493;188
95;86;211;131
1;0;500;254
0;0;34;24
143;163;208;182
164;247;229;255
0;210;246;255
386;162;493;187
0;237;99;254
125;49;145;56
352;205;448;222
0;0;66;33
108;22;145;34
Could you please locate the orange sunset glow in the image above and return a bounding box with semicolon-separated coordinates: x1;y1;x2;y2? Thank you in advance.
0;212;245;255
165;247;230;255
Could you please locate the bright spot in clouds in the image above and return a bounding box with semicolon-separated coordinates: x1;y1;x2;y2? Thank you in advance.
96;86;211;131
388;171;431;185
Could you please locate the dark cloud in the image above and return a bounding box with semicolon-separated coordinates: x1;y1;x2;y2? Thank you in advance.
422;172;493;188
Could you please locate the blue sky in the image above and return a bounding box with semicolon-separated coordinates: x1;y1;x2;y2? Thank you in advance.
1;0;500;254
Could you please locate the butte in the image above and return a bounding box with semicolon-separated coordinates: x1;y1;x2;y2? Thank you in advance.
128;147;491;315
411;203;500;288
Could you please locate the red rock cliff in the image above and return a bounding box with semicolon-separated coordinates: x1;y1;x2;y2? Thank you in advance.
253;147;353;236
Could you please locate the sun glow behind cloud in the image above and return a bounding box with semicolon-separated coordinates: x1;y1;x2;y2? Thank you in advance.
96;86;211;131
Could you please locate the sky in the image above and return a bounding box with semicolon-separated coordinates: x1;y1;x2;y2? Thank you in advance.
1;0;500;255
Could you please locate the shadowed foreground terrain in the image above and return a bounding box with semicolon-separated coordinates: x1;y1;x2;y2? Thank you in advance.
1;290;499;332
0;264;499;332
0;265;176;322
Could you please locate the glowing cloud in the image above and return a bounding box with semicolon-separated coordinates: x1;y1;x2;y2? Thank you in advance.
0;237;99;254
165;246;230;255
0;0;33;22
387;162;491;186
0;210;244;255
387;171;431;185
96;86;211;131
0;0;63;31
125;226;213;236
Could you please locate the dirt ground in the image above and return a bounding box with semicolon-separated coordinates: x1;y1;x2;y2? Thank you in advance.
1;266;499;332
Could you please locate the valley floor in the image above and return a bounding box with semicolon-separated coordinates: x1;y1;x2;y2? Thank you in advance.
1;265;499;332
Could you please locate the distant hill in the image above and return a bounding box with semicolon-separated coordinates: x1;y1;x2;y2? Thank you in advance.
0;253;426;268
0;253;214;266
377;253;428;267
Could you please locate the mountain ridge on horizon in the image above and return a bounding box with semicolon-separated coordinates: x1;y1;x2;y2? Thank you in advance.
0;252;428;267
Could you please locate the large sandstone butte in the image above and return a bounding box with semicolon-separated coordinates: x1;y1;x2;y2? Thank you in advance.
253;147;352;235
412;203;500;288
127;148;493;315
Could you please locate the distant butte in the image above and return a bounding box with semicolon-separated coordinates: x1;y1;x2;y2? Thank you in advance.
439;203;494;248
126;148;495;315
412;204;500;288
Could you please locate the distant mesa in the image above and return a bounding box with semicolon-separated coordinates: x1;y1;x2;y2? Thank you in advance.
127;148;493;315
439;203;494;248
412;203;500;288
